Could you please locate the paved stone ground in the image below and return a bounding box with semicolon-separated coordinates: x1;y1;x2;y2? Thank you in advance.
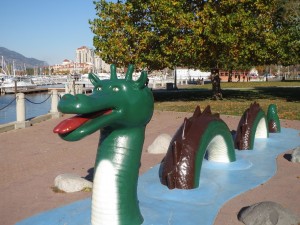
0;110;299;225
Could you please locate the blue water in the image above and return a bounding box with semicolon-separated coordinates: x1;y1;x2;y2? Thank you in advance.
0;92;53;125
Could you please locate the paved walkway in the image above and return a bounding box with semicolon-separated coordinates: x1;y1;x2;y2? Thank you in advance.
0;111;299;225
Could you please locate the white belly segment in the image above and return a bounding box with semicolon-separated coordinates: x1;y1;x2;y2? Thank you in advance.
91;160;119;225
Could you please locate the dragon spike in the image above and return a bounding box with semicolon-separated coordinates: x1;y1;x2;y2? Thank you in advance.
202;105;212;115
88;73;101;87
134;71;148;89
110;64;118;80
193;106;202;117
125;64;134;81
182;117;192;139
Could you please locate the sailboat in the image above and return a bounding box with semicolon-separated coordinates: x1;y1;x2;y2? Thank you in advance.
0;55;9;85
0;58;37;94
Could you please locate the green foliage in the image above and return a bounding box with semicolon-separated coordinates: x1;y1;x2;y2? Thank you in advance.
273;0;300;66
90;0;299;71
201;1;278;68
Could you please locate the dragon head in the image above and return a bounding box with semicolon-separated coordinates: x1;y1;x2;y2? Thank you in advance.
53;64;154;141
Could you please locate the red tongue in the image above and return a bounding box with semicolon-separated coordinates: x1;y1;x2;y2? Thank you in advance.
53;109;112;134
53;116;89;134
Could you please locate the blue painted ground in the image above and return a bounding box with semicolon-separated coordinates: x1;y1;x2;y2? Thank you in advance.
17;128;300;225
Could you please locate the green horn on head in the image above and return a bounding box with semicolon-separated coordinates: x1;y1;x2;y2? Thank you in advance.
89;73;101;87
125;64;134;81
135;71;148;89
110;64;118;80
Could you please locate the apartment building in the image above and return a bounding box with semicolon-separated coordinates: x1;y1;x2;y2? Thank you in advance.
50;46;110;74
76;46;94;64
76;46;110;73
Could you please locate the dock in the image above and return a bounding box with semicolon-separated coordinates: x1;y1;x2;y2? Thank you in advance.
0;87;48;94
0;87;93;94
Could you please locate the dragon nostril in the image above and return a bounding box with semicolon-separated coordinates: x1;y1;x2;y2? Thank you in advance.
63;96;70;100
62;94;76;100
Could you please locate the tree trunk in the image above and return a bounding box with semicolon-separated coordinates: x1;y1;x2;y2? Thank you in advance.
211;68;222;100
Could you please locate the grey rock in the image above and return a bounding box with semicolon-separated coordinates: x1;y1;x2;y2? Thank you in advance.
147;133;172;154
54;173;93;193
291;146;300;163
238;201;299;225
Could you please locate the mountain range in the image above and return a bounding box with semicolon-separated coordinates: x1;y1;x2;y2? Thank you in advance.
0;47;48;69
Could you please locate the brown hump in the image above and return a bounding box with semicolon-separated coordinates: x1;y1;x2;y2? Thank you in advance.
160;105;222;189
234;102;262;150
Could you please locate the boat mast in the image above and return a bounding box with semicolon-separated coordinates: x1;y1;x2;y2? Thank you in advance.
13;60;16;77
24;63;27;75
1;56;3;74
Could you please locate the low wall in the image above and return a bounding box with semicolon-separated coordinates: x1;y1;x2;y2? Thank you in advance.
0;89;62;133
0;112;62;133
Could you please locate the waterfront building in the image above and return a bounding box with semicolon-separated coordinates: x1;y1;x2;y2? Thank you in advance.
49;46;110;75
76;46;110;73
76;46;94;64
94;55;110;73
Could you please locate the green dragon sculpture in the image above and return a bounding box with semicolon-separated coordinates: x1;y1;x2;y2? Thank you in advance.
53;64;154;225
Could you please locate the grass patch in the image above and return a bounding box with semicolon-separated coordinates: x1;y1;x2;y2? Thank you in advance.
50;186;92;193
82;187;92;192
51;186;66;193
153;82;300;120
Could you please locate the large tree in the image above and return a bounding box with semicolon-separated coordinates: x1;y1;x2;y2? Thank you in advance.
90;0;299;71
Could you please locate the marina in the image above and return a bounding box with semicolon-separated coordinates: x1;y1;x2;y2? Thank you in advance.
0;74;68;94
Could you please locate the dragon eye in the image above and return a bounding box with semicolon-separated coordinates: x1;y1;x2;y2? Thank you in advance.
113;87;119;92
96;86;102;91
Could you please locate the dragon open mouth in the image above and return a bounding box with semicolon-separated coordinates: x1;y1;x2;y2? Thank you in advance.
53;109;112;134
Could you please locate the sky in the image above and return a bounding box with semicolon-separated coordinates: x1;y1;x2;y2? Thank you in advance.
0;0;116;65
